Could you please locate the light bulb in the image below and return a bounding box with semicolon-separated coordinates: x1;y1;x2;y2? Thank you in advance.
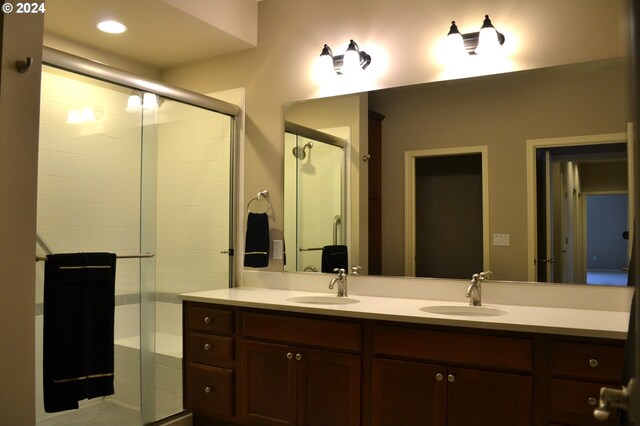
66;110;81;124
126;95;142;112
342;48;361;75
142;93;158;110
475;15;501;56
80;107;96;122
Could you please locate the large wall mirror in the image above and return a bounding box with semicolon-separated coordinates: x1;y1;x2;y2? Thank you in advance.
284;57;635;287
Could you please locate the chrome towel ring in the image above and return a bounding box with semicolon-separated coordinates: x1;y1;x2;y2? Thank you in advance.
247;190;271;214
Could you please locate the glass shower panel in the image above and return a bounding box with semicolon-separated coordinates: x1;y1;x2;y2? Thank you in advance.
141;97;234;422
36;66;144;425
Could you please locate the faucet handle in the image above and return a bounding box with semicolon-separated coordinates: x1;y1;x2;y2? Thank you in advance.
333;268;346;278
479;271;492;281
351;266;362;275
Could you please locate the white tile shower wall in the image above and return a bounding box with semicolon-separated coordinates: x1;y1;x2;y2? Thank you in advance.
37;71;142;302
155;101;232;295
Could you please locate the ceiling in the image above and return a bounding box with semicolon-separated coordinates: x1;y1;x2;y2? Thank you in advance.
44;0;259;69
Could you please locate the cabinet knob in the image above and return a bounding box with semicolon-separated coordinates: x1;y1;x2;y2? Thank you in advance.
447;374;456;383
295;353;302;361
204;343;211;351
589;358;599;368
204;316;211;324
588;397;598;406
435;373;444;382
204;386;213;394
286;352;293;359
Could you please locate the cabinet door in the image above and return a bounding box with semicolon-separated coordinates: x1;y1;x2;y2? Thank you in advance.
372;358;446;426
446;367;532;426
297;348;361;426
240;340;297;425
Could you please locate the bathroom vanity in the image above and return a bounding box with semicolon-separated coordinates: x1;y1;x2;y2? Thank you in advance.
181;288;628;426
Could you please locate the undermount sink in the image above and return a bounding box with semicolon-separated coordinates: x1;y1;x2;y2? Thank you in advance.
287;295;360;305
420;305;508;317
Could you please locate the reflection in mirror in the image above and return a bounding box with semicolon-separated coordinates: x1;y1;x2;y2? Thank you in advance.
528;137;633;286
284;122;347;273
284;58;633;286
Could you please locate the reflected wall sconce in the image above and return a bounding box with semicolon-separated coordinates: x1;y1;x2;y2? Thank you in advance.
125;92;162;112
447;15;505;56
319;39;372;75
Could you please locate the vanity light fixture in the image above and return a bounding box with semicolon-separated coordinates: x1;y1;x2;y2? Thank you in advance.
447;15;505;56
319;39;372;75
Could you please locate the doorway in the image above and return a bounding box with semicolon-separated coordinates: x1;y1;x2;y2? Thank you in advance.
405;147;489;278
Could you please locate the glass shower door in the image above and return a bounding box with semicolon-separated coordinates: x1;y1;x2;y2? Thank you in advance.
36;65;235;425
140;96;234;422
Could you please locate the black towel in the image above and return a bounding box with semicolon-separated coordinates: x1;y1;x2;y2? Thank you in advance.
43;253;117;413
321;245;348;273
244;212;270;268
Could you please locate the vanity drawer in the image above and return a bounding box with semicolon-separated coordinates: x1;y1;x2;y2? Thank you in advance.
189;306;234;334
549;341;624;382
242;312;361;351
374;325;532;372
190;332;234;363
549;378;619;425
190;364;234;419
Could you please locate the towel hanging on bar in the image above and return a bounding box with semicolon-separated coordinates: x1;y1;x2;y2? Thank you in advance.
43;253;117;412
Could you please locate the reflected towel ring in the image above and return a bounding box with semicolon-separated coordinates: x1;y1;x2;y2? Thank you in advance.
247;190;272;214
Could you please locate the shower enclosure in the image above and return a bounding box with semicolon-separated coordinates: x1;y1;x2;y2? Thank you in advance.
35;48;237;425
284;122;346;272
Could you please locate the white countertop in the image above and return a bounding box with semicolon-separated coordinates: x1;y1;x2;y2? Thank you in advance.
181;287;630;340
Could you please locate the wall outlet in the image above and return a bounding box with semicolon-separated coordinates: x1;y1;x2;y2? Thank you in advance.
273;240;283;260
492;234;510;246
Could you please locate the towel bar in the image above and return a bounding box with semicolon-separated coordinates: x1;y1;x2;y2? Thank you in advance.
36;253;155;262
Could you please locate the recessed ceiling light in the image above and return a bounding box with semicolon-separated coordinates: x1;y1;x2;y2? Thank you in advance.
97;20;127;34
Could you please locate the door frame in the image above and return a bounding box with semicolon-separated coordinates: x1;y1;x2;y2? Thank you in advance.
404;146;490;277
525;124;634;281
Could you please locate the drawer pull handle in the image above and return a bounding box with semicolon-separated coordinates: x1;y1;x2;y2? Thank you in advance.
204;343;211;351
295;353;302;361
588;397;598;406
589;358;599;368
204;386;213;394
204;316;212;324
286;352;293;359
435;373;444;382
448;374;456;383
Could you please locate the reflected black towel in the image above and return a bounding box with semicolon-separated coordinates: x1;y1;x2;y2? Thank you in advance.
43;253;117;413
321;245;348;273
244;212;270;268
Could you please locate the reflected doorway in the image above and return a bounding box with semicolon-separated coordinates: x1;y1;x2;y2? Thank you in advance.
530;134;633;285
405;147;489;278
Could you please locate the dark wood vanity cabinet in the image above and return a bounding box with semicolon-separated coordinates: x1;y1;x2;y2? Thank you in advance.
183;303;238;424
372;325;533;426
238;312;362;426
183;301;625;426
543;339;625;426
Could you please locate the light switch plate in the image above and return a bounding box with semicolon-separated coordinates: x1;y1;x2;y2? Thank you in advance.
273;240;283;259
493;234;510;246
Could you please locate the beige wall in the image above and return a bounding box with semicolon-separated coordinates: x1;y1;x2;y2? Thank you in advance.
0;9;43;426
162;0;631;273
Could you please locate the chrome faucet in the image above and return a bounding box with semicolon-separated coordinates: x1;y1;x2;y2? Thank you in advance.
466;271;491;306
329;268;348;297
